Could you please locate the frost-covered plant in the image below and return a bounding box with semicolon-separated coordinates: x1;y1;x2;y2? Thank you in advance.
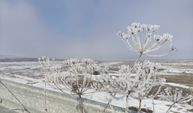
38;56;56;112
98;65;131;113
117;22;176;57
115;22;176;113
57;58;100;94
38;22;179;113
98;61;165;113
129;61;163;112
100;65;130;94
158;87;193;113
39;57;102;113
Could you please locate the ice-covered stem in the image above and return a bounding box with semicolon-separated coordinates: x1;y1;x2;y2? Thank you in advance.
125;93;130;113
0;80;30;113
167;92;193;113
158;87;193;113
152;85;163;113
44;79;48;112
102;65;132;112
138;97;142;113
102;93;114;113
102;99;111;113
77;94;85;113
38;56;53;112
152;99;155;113
166;101;177;113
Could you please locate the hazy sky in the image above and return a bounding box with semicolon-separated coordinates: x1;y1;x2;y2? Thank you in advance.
0;0;193;60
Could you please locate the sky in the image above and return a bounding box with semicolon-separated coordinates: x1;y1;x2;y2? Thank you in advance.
0;0;193;60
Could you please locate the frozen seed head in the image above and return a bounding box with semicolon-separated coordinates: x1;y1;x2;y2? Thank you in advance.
146;24;160;32
117;22;175;57
64;58;79;65
38;56;52;67
170;46;176;51
162;33;173;42
82;58;95;64
131;22;141;28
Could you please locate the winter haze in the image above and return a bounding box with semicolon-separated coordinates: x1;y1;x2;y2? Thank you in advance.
0;0;193;60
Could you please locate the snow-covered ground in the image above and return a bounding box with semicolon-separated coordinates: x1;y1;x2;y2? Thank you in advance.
0;61;193;113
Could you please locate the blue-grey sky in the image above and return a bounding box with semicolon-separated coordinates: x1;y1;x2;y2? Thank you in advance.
0;0;193;60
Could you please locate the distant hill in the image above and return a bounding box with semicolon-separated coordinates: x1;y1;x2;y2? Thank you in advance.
0;55;66;62
0;55;20;59
0;55;37;62
0;58;38;62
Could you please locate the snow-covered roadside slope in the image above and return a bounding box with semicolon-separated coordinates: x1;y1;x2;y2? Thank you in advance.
1;73;193;113
0;61;193;113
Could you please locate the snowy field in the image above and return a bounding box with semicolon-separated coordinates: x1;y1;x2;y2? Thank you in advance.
0;60;193;113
